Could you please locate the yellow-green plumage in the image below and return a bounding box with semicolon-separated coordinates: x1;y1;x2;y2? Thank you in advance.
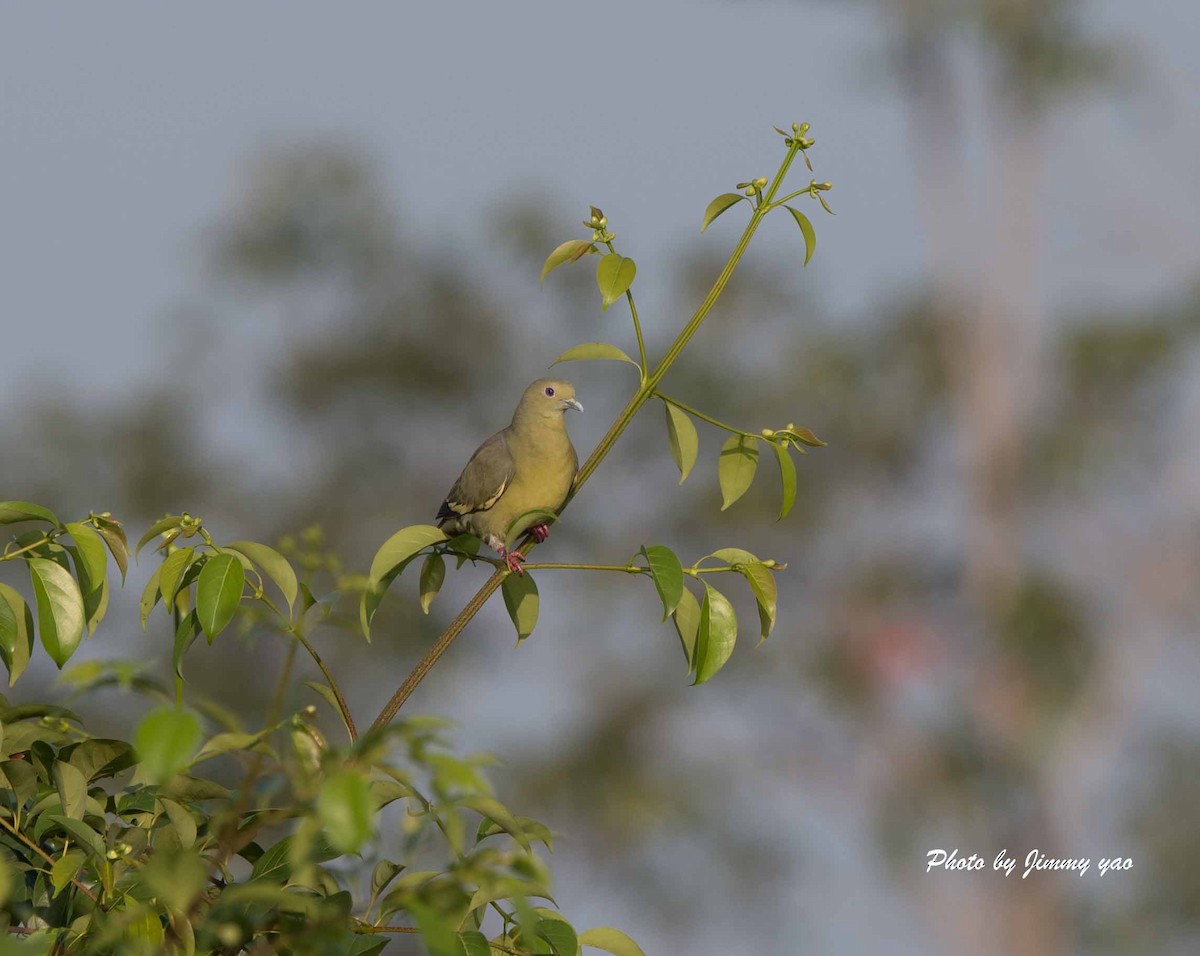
437;379;581;565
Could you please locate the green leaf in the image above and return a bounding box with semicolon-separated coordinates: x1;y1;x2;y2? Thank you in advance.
159;774;229;802
458;795;530;851
773;442;797;520
596;253;636;311
502;573;539;643
370;860;404;899
3;759;37;803
82;576;109;636
172;610;201;680
195;553;245;642
369;525;447;587
693;583;737;685
540;239;595;285
360;555;419;641
319;769;375;854
446;533;480;569
135;514;186;557
717;435;759;510
0;501;60;526
671;586;700;671
456;931;492;956
67;738;135;782
93;516;129;583
160;796;198;848
139;564;163;631
0;582;34;686
477;814;553;851
134;707;201;783
640;546;683;621
64;523;107;596
304;681;355;742
550;342;639;369
663;401;699;484
191;731;262;765
706;547;759;567
226;541;298;612
740;562;778;640
158;547;197;609
537;917;580;956
578;927;646;956
787;425;826;447
121;907;166;947
50;849;87;896
29;558;85;668
54;761;88;819
419;551;446;615
250;835;326;882
44;814;107;863
784;205;817;265
700;193;746;233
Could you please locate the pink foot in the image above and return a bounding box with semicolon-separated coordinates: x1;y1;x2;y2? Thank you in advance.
529;522;551;543
502;548;526;575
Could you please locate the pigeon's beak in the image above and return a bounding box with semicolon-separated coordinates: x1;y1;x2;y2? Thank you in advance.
563;398;583;413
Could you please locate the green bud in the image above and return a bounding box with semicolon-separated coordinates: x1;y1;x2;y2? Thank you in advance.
761;428;775;438
753;177;768;189
792;122;800;134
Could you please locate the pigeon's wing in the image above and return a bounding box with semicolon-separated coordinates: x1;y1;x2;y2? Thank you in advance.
436;429;516;523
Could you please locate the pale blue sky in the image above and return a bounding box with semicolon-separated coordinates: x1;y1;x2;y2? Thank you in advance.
3;0;1197;397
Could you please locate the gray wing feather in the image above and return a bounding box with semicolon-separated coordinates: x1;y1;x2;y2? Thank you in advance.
436;429;516;523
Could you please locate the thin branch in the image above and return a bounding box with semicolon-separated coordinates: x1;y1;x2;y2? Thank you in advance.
653;391;761;439
0;815;98;902
369;132;807;730
522;563;644;573
293;631;358;741
258;592;358;741
604;238;648;376
1;533;56;562
353;923;419;934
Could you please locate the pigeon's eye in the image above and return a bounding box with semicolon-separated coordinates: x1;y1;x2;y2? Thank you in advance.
544;386;555;397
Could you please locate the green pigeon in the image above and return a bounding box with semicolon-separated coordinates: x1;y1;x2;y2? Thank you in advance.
437;378;582;573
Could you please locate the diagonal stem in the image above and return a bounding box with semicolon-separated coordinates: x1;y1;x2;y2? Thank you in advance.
369;133;805;731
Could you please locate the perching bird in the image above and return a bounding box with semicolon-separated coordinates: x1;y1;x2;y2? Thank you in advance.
437;378;582;573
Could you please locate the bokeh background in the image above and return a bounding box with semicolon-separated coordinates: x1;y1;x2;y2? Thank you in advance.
4;2;1200;953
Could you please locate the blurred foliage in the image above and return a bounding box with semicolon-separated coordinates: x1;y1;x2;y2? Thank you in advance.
0;506;643;955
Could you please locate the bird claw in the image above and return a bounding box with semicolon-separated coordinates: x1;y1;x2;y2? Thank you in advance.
529;522;551;543
503;549;526;575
